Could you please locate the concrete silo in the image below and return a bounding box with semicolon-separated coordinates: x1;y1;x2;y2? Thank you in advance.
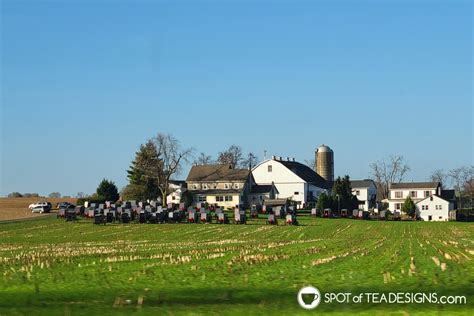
315;144;334;182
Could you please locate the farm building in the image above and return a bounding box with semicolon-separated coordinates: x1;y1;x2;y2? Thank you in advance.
186;164;271;209
166;180;187;206
416;194;454;221
350;179;377;211
251;156;330;209
247;183;279;206
386;182;442;212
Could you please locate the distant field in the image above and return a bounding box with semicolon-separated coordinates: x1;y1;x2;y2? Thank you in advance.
0;216;472;315
0;197;77;221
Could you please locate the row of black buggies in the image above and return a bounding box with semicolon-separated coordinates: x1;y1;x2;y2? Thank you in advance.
58;202;298;225
310;208;398;220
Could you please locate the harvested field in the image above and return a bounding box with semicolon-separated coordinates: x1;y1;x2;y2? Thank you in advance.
0;216;472;314
0;197;77;221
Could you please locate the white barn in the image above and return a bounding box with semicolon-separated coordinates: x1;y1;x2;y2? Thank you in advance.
251;156;330;209
416;195;454;222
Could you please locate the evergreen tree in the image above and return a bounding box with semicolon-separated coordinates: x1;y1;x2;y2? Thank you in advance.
96;179;119;202
331;175;359;212
126;140;161;200
402;196;416;219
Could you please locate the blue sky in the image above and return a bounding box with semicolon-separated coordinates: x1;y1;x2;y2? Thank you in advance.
1;0;472;197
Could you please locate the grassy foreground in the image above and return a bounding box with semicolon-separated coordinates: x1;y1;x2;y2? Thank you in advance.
0;216;473;315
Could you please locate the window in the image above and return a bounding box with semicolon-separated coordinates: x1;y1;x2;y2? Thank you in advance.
355;190;360;196
268;165;272;172
172;196;176;200
234;183;239;189
259;195;263;201
213;184;217;189
395;191;403;198
225;196;233;201
424;191;431;198
395;203;401;210
422;205;428;211
224;183;229;189
192;184;198;190
203;184;208;190
439;216;443;219
410;191;417;198
435;205;442;210
294;192;299;195
197;196;207;202
216;196;224;202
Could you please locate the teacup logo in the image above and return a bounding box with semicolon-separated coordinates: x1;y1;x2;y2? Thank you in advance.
297;286;321;310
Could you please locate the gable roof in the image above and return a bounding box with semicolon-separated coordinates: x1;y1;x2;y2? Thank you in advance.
441;189;456;201
278;160;330;189
186;164;250;182
251;184;279;194
415;194;450;204
351;179;375;188
390;182;440;190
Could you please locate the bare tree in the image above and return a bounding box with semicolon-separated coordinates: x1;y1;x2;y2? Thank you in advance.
449;166;474;210
76;192;86;198
369;155;410;200
242;152;258;169
194;152;213;165
141;133;193;204
305;157;316;171
429;169;447;187
217;145;243;169
463;166;474;207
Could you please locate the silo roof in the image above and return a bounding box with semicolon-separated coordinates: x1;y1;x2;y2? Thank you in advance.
317;144;333;152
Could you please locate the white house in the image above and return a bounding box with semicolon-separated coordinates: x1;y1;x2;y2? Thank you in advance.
386;182;441;212
350;179;377;211
251;156;330;209
416;195;454;221
166;180;187;206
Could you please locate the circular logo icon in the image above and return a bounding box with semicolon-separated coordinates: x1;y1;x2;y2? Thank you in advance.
297;286;321;310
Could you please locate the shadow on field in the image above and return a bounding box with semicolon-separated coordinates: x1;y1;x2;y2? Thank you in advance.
1;284;472;314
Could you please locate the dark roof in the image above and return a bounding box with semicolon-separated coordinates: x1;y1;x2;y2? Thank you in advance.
264;199;288;206
251;185;274;194
186;164;250;182
351;179;375;188
390;182;440;189
441;189;456;201
169;180;186;187
190;189;243;195
278;160;330;189
416;194;450;204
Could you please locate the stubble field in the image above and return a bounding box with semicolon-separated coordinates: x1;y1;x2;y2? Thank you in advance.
0;197;77;221
0;216;472;315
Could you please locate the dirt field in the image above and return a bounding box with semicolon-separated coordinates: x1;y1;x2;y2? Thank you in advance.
0;197;77;221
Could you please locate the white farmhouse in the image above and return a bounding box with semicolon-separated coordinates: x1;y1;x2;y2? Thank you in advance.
251;156;330;209
350;179;377;211
386;182;441;212
416;195;454;221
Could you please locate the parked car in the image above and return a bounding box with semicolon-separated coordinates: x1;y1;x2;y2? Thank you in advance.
31;206;50;214
29;202;49;209
57;202;71;209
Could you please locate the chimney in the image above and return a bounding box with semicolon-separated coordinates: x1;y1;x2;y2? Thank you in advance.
279;156;282;161
286;157;290;161
292;157;295;162
271;155;276;160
